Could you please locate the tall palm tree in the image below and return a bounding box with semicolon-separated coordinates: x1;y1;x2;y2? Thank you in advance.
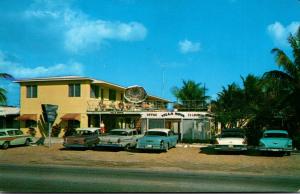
211;83;244;128
0;73;14;105
172;80;210;111
263;26;300;125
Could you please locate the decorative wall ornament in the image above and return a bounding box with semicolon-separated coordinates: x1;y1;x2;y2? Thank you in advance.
124;85;147;103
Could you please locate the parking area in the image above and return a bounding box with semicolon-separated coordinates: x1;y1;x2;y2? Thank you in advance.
1;143;300;176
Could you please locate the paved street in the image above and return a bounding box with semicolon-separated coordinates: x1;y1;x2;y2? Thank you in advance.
0;163;300;192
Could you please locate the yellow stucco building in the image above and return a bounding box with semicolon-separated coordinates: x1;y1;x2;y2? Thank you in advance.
15;76;169;137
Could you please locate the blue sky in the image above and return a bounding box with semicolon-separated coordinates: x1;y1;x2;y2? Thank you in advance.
0;0;299;106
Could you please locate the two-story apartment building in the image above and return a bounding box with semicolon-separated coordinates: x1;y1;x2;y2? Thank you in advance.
15;76;214;141
15;76;169;137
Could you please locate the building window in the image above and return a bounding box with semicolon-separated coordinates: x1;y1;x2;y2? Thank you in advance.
90;85;100;98
120;93;124;101
26;85;37;98
25;120;37;128
100;88;104;100
109;89;116;101
69;84;81;97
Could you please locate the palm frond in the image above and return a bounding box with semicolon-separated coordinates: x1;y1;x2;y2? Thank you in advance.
0;73;14;80
263;70;294;83
271;48;298;79
288;28;300;69
0;88;7;104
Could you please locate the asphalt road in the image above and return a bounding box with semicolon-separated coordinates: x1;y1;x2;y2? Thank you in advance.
0;164;299;192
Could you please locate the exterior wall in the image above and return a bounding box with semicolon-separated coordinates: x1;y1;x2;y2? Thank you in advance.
20;80;91;137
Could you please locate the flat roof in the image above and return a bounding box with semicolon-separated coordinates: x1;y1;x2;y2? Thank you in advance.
14;76;170;102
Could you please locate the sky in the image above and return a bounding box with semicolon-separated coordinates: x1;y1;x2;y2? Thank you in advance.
0;0;299;106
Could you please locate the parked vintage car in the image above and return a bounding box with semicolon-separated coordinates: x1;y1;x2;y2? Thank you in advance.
258;130;293;155
136;128;178;152
63;127;100;149
98;128;142;150
214;128;247;152
0;128;32;149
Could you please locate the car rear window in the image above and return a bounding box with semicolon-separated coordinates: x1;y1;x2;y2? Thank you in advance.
263;133;288;138
76;130;93;136
145;131;167;136
221;132;244;138
109;131;128;136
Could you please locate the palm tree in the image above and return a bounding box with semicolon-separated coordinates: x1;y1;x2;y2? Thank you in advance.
211;83;244;128
0;73;14;105
263;26;300;125
172;80;210;111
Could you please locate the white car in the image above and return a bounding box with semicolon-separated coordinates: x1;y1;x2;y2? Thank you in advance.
98;129;142;150
214;128;247;152
0;128;32;149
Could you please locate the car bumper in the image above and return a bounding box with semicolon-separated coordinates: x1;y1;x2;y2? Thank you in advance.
214;145;247;151
63;143;89;148
97;143;124;148
258;147;293;152
136;144;165;150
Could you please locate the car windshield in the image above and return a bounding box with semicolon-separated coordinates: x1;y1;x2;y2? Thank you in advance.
220;132;244;138
0;132;6;136
76;130;93;136
145;131;167;136
109;131;128;136
263;133;288;138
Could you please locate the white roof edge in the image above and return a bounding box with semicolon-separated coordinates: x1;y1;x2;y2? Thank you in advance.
91;79;126;89
13;76;170;102
14;76;93;83
147;94;170;102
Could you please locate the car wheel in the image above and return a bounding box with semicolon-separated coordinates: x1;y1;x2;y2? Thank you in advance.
2;141;9;149
164;143;169;152
286;151;291;156
124;144;130;151
25;139;31;146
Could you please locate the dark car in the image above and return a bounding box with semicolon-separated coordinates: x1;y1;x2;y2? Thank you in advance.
63;127;100;149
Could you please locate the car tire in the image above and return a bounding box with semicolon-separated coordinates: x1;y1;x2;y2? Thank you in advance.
2;141;9;149
164;143;169;152
286;151;291;156
25;139;31;146
124;144;130;151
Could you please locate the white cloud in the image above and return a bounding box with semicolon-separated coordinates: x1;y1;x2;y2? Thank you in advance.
0;51;84;78
267;21;300;46
24;1;147;53
65;20;147;52
178;39;201;54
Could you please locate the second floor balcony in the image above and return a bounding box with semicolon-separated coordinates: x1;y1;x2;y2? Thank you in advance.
87;99;208;112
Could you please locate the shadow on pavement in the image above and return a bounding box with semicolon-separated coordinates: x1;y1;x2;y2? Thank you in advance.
199;146;291;157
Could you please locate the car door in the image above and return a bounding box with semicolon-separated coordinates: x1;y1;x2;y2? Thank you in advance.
15;130;26;145
7;130;17;145
168;131;177;147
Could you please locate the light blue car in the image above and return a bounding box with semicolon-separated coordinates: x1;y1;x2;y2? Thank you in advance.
136;128;178;152
258;130;293;156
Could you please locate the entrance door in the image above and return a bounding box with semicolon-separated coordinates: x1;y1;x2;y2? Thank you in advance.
165;119;181;140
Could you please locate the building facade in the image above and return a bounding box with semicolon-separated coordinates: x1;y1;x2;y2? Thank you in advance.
15;76;214;141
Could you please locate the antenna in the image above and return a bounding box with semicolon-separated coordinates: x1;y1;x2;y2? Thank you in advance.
161;64;166;97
